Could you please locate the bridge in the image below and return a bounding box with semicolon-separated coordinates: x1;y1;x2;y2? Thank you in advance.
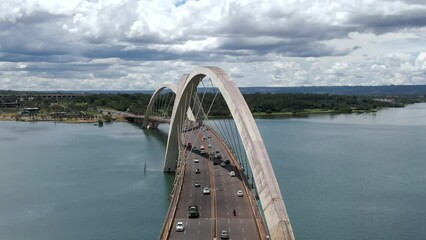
124;114;170;128
135;66;295;240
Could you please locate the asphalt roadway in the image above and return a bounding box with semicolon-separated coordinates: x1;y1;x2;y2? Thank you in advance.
168;126;262;240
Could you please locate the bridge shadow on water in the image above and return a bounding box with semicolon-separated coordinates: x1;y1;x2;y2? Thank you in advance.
126;123;177;198
126;122;169;147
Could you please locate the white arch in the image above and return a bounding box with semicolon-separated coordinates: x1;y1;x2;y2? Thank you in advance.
164;66;295;240
142;83;196;128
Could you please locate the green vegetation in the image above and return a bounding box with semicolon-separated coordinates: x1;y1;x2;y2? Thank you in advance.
199;92;425;116
1;91;425;122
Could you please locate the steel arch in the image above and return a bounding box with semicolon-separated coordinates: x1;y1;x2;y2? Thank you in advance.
164;66;295;240
142;83;196;128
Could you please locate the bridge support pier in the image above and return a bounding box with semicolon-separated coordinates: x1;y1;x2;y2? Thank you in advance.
147;121;160;129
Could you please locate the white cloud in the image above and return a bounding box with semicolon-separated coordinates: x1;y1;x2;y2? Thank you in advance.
0;0;426;90
415;52;426;69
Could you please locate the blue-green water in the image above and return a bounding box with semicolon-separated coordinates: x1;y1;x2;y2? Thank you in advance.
1;103;426;240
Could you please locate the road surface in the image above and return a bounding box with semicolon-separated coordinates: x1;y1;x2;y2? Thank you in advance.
168;126;262;240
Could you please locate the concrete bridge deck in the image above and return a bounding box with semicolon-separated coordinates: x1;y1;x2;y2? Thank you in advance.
162;125;267;239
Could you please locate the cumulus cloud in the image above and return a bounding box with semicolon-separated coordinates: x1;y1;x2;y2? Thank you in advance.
415;52;426;69
0;0;426;90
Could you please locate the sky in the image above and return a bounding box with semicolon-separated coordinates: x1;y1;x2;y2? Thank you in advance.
0;0;426;91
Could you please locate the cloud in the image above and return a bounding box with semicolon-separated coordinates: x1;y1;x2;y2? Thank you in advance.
415;52;426;69
0;0;426;90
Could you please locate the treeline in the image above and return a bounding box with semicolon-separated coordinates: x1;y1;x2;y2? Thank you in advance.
3;92;425;117
198;92;425;116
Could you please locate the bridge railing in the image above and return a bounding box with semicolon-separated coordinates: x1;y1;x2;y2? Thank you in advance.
158;150;187;240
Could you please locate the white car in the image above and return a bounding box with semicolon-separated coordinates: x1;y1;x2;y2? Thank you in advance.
203;187;210;195
194;158;199;163
220;162;226;167
230;171;236;177
237;190;243;197
208;144;212;148
176;222;185;232
207;135;211;138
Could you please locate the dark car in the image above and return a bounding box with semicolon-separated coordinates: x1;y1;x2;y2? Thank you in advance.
220;230;229;239
188;206;199;218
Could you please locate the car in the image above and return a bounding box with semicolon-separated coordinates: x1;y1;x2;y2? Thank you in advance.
213;161;218;165
220;230;229;239
230;171;236;177
216;150;220;153
208;144;212;148
202;136;206;140
176;222;185;232
225;159;230;164
208;135;211;138
192;146;198;151
203;187;210;195
216;154;222;159
194;158;199;163
237;190;243;197
188;205;199;218
220;162;226;167
194;181;201;187
195;168;200;174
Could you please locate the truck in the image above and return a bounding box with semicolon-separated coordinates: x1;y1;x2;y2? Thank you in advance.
188;205;199;218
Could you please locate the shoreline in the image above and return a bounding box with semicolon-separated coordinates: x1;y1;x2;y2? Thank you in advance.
3;103;424;123
0;108;386;123
0;114;126;124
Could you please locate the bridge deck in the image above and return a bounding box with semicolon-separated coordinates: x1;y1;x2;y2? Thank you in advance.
165;126;267;239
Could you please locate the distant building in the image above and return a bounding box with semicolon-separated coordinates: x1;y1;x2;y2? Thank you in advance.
0;102;20;108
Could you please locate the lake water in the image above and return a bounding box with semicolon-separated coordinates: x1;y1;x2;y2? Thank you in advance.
1;103;426;240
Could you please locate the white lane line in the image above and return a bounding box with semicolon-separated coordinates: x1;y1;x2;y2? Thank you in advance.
242;228;245;233
228;219;230;224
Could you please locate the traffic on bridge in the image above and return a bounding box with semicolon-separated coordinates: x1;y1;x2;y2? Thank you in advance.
167;124;267;239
